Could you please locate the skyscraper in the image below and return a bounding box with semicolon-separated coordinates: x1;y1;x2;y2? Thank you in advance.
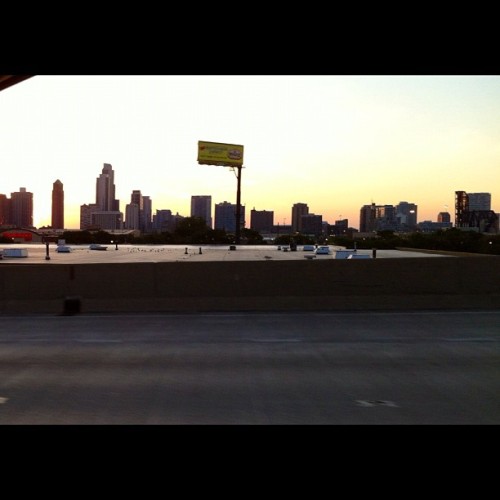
291;203;309;232
455;191;469;227
81;163;122;230
191;195;212;228
51;179;64;229
359;203;377;232
96;163;119;211
10;187;33;228
142;196;152;233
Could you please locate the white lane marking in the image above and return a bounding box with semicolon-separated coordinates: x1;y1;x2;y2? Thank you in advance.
76;339;123;343
355;400;399;408
442;338;497;342
0;397;8;404
247;338;303;343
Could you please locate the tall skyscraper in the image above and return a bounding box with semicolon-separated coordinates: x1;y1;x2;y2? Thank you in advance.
291;203;309;232
81;163;122;230
96;163;119;211
51;179;64;229
191;195;212;228
142;196;152;233
10;187;33;228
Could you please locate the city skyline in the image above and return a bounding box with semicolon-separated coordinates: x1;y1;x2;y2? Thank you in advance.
1;172;495;232
1;75;500;229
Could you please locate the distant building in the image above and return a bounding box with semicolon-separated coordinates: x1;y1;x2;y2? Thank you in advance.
396;201;417;231
438;212;451;224
329;218;349;236
300;213;323;237
291;203;309;232
0;193;10;225
468;192;491;211
10;187;33;228
360;202;417;232
455;190;497;233
80;203;100;230
142;196;152;233
124;203;140;230
359;204;377;232
214;201;245;233
91;211;123;231
191;195;212;228
81;164;123;230
96;163;119;211
153;209;174;232
51;179;64;229
250;208;274;233
417;220;453;232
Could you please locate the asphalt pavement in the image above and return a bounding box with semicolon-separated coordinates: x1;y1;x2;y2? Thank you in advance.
0;310;498;424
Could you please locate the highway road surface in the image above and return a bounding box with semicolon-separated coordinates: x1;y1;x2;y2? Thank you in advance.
0;310;499;424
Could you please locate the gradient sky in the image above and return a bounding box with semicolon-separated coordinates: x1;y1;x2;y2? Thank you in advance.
1;75;499;230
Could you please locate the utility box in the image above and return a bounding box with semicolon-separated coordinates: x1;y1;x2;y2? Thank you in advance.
2;248;28;258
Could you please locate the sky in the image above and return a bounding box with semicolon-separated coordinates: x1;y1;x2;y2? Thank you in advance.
1;74;499;230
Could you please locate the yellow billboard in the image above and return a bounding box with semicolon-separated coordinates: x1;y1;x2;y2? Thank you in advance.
197;141;244;167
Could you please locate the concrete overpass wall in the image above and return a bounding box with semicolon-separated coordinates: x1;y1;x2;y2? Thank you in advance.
1;257;499;314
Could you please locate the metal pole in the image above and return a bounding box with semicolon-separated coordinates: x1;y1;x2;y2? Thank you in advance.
235;165;242;244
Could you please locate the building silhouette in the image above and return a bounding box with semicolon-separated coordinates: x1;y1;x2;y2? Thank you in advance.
455;190;498;233
291;203;309;233
300;213;323;237
191;195;212;228
437;212;451;224
359;203;377;232
396;201;417;231
125;202;140;230
10;187;33;228
51;179;64;229
96;163;119;211
142;196;152;233
0;194;9;226
81;164;123;230
250;209;274;233
360;202;418;232
153;209;173;232
468;192;491;211
214;201;245;233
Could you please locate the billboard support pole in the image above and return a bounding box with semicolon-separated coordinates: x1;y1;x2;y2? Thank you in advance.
235;165;242;244
197;141;244;244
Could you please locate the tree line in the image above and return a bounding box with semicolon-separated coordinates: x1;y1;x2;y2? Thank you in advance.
8;217;493;255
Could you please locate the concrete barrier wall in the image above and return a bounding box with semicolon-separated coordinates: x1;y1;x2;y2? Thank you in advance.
1;257;499;314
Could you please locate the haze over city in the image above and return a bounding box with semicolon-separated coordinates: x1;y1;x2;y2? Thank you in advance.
1;75;499;230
